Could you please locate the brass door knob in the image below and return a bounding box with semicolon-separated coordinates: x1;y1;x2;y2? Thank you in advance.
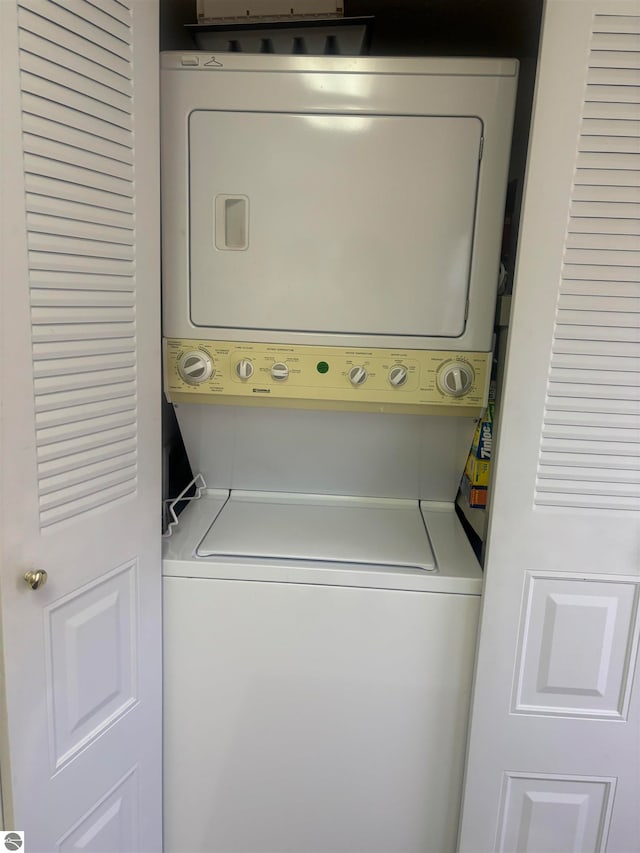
24;569;48;590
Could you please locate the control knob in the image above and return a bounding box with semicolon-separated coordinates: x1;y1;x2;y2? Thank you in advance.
348;366;368;386
437;361;474;397
178;350;213;385
271;362;289;381
235;358;254;380
388;365;408;387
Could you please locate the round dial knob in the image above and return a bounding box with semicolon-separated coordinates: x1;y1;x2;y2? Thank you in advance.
348;366;368;386
388;365;408;387
271;362;289;381
437;361;474;397
235;358;254;380
178;350;213;385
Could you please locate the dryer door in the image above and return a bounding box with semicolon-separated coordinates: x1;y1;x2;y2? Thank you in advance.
188;110;482;339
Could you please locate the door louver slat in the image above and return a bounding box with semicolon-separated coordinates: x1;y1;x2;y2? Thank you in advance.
23;134;134;182
545;394;639;414
36;423;136;465
581;121;640;139
27;196;134;228
538;466;640;484
551;351;640;370
567;218;640;235
36;396;136;430
563;248;640;266
27;213;134;246
543;407;640;426
28;234;135;261
592;14;640;33
587;50;640;68
547;381;639;401
19;29;132;96
47;0;132;45
26;174;134;213
38;465;138;513
573;186;640;204
591;31;640;50
38;451;137;496
562;262;639;280
84;0;133;27
32;323;135;344
20;52;133;113
34;367;136;398
38;481;137;527
535;14;640;512
560;281;640;298
556;308;639;325
32;352;136;380
539;450;640;469
20;72;133;130
34;381;137;415
578;136;640;154
22;94;133;147
24;154;134;197
576;152;640;169
569;203;640;222
584;102;640;119
31;289;135;308
587;67;640;85
18;7;131;78
585;85;640;103
566;234;640;251
28;254;134;277
23;113;133;166
37;438;138;478
20;1;131;59
553;336;640;356
36;410;137;448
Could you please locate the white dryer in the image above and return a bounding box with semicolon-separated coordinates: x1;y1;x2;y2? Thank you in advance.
161;53;517;853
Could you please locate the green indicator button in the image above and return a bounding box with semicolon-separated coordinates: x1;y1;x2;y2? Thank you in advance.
316;361;329;374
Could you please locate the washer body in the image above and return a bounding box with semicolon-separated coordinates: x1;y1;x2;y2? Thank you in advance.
163;492;482;853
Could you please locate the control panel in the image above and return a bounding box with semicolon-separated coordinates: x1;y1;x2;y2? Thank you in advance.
164;339;492;416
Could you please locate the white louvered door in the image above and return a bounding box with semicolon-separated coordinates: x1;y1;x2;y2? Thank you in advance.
459;3;640;852
0;1;161;850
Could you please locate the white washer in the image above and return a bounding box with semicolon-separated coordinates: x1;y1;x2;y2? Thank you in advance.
163;491;481;853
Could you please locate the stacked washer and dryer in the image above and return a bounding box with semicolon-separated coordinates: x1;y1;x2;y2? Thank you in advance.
161;53;517;853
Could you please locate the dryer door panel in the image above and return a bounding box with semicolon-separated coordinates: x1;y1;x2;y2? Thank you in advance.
189;111;482;338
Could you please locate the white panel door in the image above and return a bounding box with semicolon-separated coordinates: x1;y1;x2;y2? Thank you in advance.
459;2;640;852
0;2;161;851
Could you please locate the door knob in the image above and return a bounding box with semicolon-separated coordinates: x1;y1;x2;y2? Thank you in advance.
24;569;48;590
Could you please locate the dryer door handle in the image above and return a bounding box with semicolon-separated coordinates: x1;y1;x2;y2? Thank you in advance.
214;194;249;251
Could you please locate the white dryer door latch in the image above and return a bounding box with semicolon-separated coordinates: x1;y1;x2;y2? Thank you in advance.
214;194;249;250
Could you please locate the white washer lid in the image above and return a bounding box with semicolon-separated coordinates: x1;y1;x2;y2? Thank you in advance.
197;491;436;572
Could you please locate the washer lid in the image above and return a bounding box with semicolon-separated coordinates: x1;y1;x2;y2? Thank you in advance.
196;491;436;572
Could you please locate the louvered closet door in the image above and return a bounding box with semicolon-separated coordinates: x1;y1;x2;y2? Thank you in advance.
459;3;639;852
0;1;161;850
